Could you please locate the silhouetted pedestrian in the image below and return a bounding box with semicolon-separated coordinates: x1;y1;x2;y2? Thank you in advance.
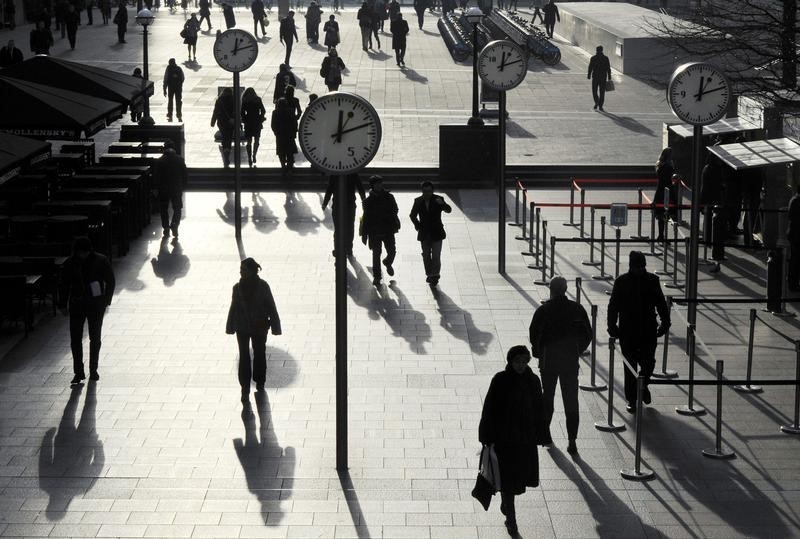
198;0;212;30
241;87;266;167
361;175;399;286
478;345;547;537
211;87;235;167
226;258;282;402
65;4;79;49
370;1;382;48
163;58;185;122
607;251;670;413
531;0;543;23
251;0;267;36
323;14;339;51
412;0;426;29
320;48;345;91
409;181;451;286
59;237;116;385
279;11;298;66
55;0;68;36
0;40;23;67
529;276;591;454
654;147;675;242
154;140;187;238
99;0;110;24
130;67;144;122
4;0;16;29
587;45;611;111
542;0;559;38
85;0;94;24
322;173;366;257
305;0;322;42
183;14;200;61
788;184;800;291
29;20;53;54
271;95;298;174
273;63;296;104
390;13;408;66
357;2;371;50
113;4;127;43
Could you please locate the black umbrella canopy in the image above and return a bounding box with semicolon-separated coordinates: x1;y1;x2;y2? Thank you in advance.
0;132;51;184
0;76;124;139
1;56;154;110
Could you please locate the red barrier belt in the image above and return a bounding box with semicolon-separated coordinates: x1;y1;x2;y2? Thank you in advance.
574;178;657;185
529;202;690;210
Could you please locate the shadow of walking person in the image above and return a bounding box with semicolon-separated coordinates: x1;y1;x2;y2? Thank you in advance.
283;191;321;236
233;389;296;525
217;192;250;227
252;193;280;235
432;288;494;356
150;237;191;286
38;384;104;521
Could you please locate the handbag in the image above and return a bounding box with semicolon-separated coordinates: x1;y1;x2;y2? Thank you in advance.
180;28;188;38
605;80;615;92
471;444;500;511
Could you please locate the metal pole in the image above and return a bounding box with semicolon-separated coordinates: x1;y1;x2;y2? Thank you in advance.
529;208;542;270
676;324;706;416
657;218;670;276
702;360;735;458
780;340;800;434
567;180;575;227
621;374;655;480
522;201;534;256
580;305;606;391
595;338;625;432
650;212;656;255
233;71;242;238
614;228;621;279
142;25;150;118
468;23;483;127
653;297;678;378
686;124;703;336
512;182;520;226
700;205;713;265
498;90;506;275
549;236;556;279
633;188;646;239
579;190;586;237
593;216;611;281
583;207;599;266
334;175;348;470
575;277;582;305
665;221;684;289
516;190;527;241
734;309;762;393
534;221;548;285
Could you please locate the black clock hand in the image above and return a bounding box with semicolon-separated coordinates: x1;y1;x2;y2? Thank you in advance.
498;51;507;72
693;85;726;99
330;122;373;138
232;37;240;54
502;58;523;67
334;110;343;143
695;75;704;101
235;44;255;51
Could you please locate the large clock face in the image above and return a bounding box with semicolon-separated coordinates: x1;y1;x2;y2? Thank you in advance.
298;92;382;175
213;29;259;73
667;62;731;125
478;40;528;91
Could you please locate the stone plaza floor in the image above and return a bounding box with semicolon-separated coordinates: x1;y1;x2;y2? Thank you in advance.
3;4;800;538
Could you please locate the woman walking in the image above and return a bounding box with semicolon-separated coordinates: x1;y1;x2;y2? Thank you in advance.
211;87;236;168
323;14;339;51
390;12;408;66
226;258;282;402
241;87;266;167
182;13;201;61
479;345;547;536
320;48;345;91
271;93;299;175
654;147;675;242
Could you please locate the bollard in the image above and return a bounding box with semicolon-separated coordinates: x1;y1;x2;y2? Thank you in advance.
734;309;762;393
534;221;549;285
528;208;542;270
582;207;600;266
566;180;576;227
652;297;678;379
665;222;684;289
593;216;612;281
620;374;655;480
511;182;522;226
780;340;800;435
702;360;736;459
579;190;586;237
515;189;528;240
522;201;536;256
595;338;626;432
676;324;707;416
580;305;606;391
549;236;556;279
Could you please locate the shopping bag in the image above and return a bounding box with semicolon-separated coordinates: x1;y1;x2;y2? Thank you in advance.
606;80;615;92
471;444;500;511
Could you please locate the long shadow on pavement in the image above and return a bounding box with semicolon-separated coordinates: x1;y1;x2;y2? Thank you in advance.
432;288;494;355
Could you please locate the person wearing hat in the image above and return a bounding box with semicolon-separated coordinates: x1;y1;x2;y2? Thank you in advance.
409;180;452;286
587;45;612;111
529;276;592;454
478;345;548;536
607;251;670;413
361;175;400;286
226;258;282;401
153;140;188;238
59;237;116;385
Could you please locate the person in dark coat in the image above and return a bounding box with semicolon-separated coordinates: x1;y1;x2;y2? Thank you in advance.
607;251;670;412
409;181;451;286
55;0;68;36
587;45;611;111
390;13;408;66
322;173;366;256
305;0;322;43
29;20;54;54
369;1;383;49
226;257;282;401
271;96;298;174
0;40;23;67
357;2;372;50
361;175;400;286
273;64;297;104
163;58;185;122
241;87;266;167
85;0;94;25
99;0;110;24
279;11;298;66
198;0;212;30
4;0;15;29
211;87;235;167
153;141;187;237
388;0;400;21
64;4;80;49
320;48;345;91
58;237;116;385
323;15;340;51
542;0;559;38
183;14;201;61
788;184;800;291
653;147;675;242
529;276;592;454
113;4;127;43
251;0;267;37
130;67;144;121
412;0;426;29
478;345;547;537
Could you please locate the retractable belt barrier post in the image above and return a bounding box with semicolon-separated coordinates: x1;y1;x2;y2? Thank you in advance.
734;308;762;394
652;297;678;379
614;228;621;279
579;189;586;237
549;236;556;279
676;324;706;416
511;179;522;227
620;369;655;481
657;218;670;276
515;188;528;241
632;189;647;240
575;277;582;306
700;205;713;266
595;338;626;432
528;208;542;270
534;221;549;285
593;216;611;281
522;201;536;256
665;221;684;289
566;178;577;227
780;340;800;435
702;360;736;459
582;207;599;266
580;304;606;391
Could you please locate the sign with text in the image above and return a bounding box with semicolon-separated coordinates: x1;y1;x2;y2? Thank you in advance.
610;203;628;227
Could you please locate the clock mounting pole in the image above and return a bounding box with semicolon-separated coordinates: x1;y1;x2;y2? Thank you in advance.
686;123;702;333
234;70;242;238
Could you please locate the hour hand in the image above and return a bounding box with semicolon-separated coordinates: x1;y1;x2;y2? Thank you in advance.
334;110;344;143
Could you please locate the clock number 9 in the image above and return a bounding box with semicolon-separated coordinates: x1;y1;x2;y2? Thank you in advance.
347;147;355;157
680;90;686;97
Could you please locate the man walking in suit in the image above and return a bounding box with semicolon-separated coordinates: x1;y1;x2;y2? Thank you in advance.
409;181;452;287
587;45;612;111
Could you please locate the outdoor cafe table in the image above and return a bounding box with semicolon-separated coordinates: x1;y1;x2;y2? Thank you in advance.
31;200;113;259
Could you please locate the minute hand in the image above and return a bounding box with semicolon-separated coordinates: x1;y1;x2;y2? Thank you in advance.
693;85;726;99
330;122;373;138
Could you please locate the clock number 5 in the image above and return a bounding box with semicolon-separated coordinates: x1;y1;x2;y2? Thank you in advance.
347;147;355;157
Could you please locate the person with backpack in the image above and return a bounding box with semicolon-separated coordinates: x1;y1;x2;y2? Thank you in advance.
153;140;188;238
163;58;185;122
211;87;236;168
320;48;345;91
271;91;299;175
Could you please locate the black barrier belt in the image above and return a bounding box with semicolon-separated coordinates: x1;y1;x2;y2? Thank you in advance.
670;297;800;304
648;379;798;386
554;237;684;244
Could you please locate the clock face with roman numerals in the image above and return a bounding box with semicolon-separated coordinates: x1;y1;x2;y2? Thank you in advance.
667;63;731;126
298;92;382;175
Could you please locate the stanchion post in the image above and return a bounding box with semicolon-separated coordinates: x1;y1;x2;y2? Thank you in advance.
657;218;670;275
652;297;678;379
632;188;647;240
650;212;656;255
534;221;549;285
702;360;735;459
780;340;800;434
665;222;684;289
621;374;655;480
528;208;542;270
522;201;535;256
734;308;762;393
582;207;599;266
614;227;621;279
549;236;556;279
511;181;521;226
700;205;713;265
566;179;576;227
676;324;706;416
579;190;586;237
593;216;611;281
576;277;582;305
595;338;626;432
515;190;527;240
580;305;606;391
